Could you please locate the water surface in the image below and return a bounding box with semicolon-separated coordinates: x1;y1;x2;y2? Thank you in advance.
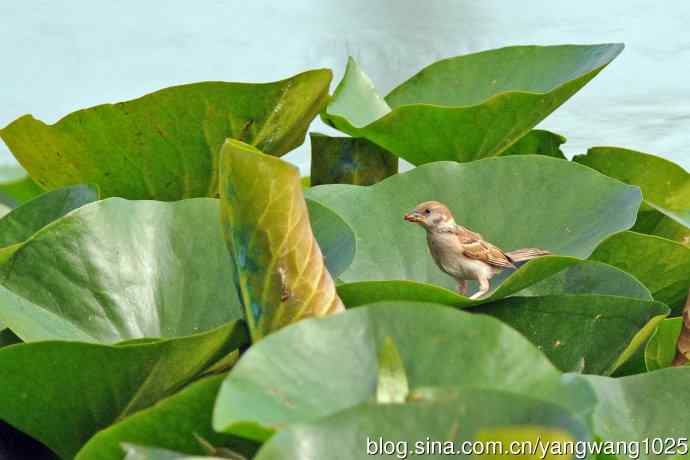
1;1;687;171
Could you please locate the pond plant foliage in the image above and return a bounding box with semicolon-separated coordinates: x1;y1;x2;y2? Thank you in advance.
0;43;689;460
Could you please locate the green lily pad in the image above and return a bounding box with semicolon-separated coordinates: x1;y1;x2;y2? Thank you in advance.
585;367;690;460
0;70;332;200
0;198;243;343
0;165;43;207
219;140;344;342
0;322;248;460
306;199;355;279
336;257;649;307
323;45;623;164
0;184;98;249
309;133;398;186
254;391;590;460
500;130;567;159
76;374;257;460
306;156;641;294
512;259;652;299
213;302;596;441
645;317;684;371
337;259;662;375
574;147;690;244
591;231;690;313
478;295;668;374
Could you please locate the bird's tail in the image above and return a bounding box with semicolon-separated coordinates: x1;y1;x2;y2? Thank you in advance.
506;248;551;263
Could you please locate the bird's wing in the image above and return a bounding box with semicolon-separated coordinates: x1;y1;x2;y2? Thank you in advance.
461;239;516;269
452;224;483;242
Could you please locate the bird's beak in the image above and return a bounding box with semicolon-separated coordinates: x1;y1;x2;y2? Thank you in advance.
404;211;423;223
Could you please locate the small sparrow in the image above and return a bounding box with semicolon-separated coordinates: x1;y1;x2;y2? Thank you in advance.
404;201;550;299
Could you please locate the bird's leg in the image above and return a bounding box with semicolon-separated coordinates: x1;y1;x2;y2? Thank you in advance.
457;279;467;295
470;277;491;300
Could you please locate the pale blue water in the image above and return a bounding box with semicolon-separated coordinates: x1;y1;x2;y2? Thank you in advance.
1;1;688;173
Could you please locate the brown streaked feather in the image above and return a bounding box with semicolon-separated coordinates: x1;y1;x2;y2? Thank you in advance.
461;239;516;269
506;248;551;263
452;224;483;242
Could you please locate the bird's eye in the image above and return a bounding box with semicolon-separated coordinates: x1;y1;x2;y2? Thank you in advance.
424;208;431;214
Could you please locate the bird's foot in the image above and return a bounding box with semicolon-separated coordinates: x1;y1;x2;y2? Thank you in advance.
456;280;467;295
470;279;490;300
469;291;485;300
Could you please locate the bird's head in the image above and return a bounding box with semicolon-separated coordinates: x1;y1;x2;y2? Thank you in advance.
404;201;455;230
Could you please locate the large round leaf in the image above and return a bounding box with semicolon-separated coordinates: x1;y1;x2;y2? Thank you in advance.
0;164;43;207
336;258;651;308
512;259;651;299
0;184;98;250
645;317;684;371
574;147;690;244
77;374;257;460
0;198;243;343
213;302;596;441
219;140;344;342
591;231;690;313
336;260;664;375
478;295;668;374
306;156;641;295
306;199;355;279
254;392;590;460
0;70;332;200
323;45;623;164
0;322;247;460
500;130;566;159
309;133;398;186
0;193;348;343
585;367;690;460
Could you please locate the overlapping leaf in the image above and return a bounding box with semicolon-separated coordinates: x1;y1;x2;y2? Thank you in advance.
213;303;596;441
305;199;355;279
254;392;590;460
335;259;665;374
77;374;257;460
500;130;566;159
479;295;668;374
336;258;651;307
323;45;623;164
585;367;690;460
0;322;247;459
0;198;243;343
0;70;332;199
645;317;684;371
307;156;641;299
309;133;398;186
219;139;344;342
0;164;43;207
591;231;690;313
574;147;690;244
0;184;97;250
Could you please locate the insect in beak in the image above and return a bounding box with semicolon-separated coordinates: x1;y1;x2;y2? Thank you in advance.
404;212;423;223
